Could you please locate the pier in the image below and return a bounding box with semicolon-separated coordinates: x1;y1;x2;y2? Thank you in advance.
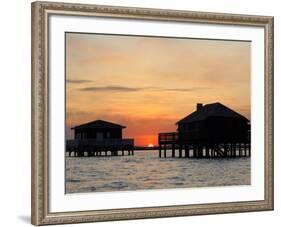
66;139;134;157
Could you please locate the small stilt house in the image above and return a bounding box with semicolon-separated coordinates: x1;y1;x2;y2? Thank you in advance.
66;120;134;157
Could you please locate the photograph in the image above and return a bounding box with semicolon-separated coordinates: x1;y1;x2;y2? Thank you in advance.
65;33;251;194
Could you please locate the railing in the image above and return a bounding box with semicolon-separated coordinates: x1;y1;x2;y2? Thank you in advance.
66;138;134;148
158;132;179;144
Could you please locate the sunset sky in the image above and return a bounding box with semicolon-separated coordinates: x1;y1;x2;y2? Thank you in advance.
65;33;251;146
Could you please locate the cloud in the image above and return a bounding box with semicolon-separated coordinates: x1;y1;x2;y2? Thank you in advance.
67;79;92;84
79;86;210;93
80;86;142;92
163;88;211;92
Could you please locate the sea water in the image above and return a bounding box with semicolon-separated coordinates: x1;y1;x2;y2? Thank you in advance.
65;150;250;193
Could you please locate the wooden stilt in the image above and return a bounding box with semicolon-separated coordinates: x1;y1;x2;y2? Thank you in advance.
200;145;203;158
172;143;175;158
206;145;209;158
184;144;188;158
194;145;197;158
178;144;182;158
238;143;241;157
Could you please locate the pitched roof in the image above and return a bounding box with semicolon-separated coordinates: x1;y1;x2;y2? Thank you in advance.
176;102;249;124
71;120;126;130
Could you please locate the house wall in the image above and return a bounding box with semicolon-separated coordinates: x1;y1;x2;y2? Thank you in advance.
204;117;249;143
178;121;204;142
74;128;122;140
178;117;249;143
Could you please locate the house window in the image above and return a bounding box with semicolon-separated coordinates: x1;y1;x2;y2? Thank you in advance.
96;132;104;140
77;132;82;139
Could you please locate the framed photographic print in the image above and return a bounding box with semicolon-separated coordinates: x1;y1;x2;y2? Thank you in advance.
31;1;274;225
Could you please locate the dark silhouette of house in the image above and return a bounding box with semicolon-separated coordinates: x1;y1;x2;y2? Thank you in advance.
158;102;250;158
66;120;134;157
71;120;125;140
177;102;250;144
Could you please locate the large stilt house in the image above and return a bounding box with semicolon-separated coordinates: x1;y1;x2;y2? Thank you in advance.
158;103;250;158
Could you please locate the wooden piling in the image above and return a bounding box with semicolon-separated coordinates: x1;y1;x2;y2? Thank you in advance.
184;144;188;158
178;144;182;158
172;143;175;158
205;145;209;158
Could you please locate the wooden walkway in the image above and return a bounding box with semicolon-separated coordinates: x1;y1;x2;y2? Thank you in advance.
66;139;134;157
158;132;250;158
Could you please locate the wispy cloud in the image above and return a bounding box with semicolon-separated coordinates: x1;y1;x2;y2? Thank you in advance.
80;86;210;93
67;79;92;84
80;86;142;92
163;88;211;92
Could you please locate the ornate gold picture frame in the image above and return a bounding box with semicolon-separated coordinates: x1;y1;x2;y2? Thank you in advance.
31;1;273;225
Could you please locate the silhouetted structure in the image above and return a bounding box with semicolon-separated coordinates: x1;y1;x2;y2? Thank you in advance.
159;103;250;158
72;120;125;140
66;120;134;157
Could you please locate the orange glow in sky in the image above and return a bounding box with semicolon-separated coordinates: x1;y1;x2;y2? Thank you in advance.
65;33;251;146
